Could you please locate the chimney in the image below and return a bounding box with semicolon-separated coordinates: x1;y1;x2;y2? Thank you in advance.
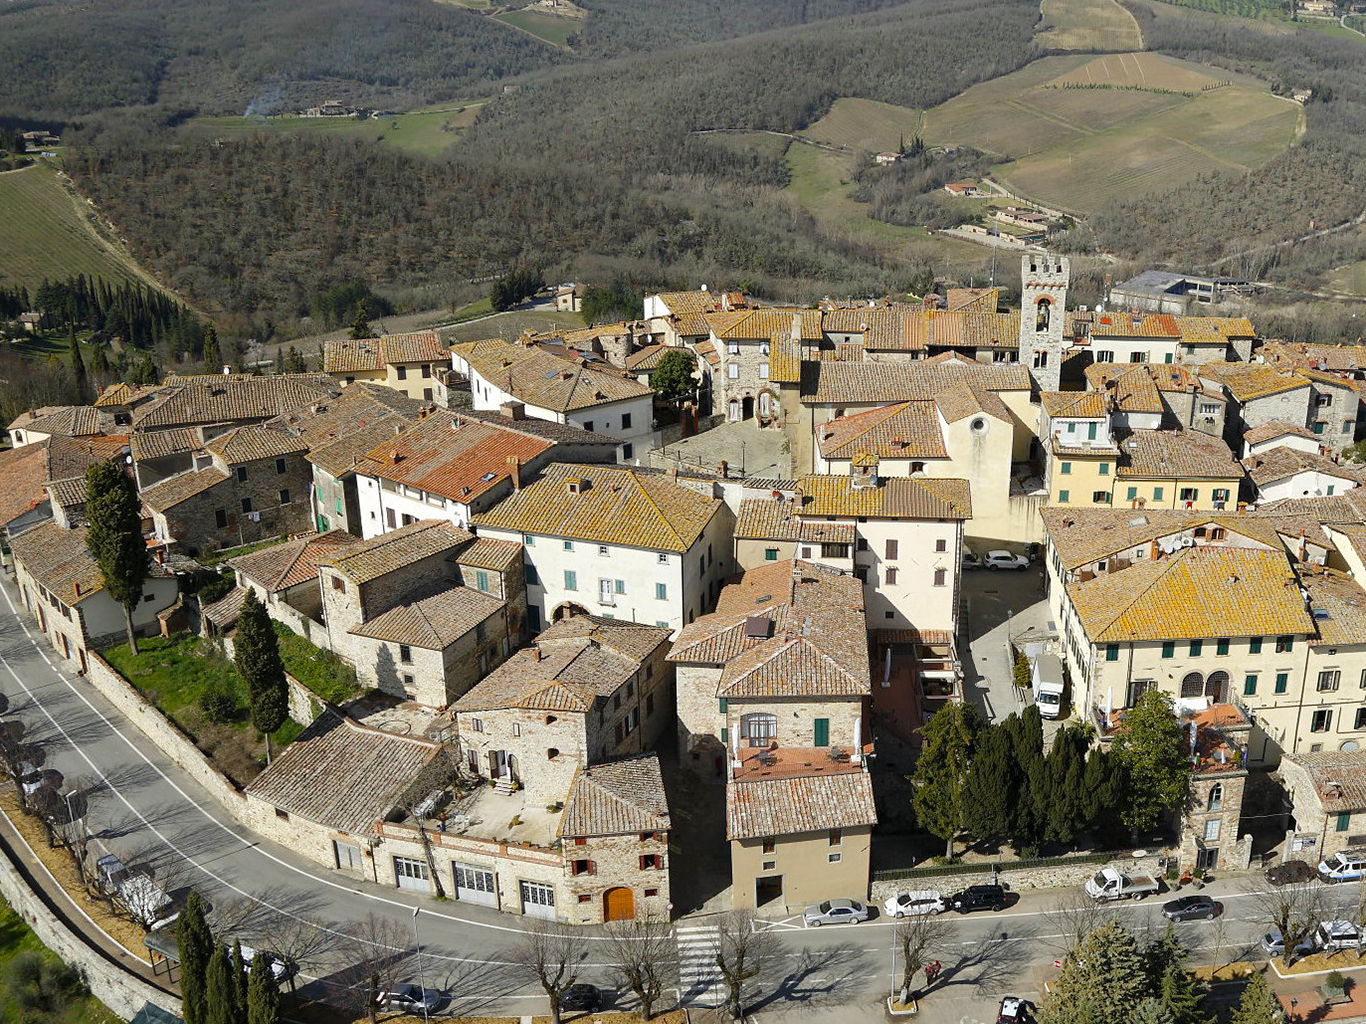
500;400;526;421
717;460;729;479
506;455;521;491
532;647;542;662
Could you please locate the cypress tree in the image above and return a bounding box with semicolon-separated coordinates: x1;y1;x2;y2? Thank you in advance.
247;950;282;1024
89;341;110;378
85;462;149;654
177;891;214;1024
68;326;89;401
205;945;239;1024
232;939;250;1013
235;591;289;763
910;701;981;858
1044;726;1089;844
962;722;1013;843
203;325;224;374
349;300;372;340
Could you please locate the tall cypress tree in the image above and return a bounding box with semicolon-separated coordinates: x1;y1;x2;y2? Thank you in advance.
85;462;149;654
235;591;289;763
349;301;372;340
202;325;223;375
962;722;1013;843
232;939;250;1013
206;946;240;1024
177;892;214;1024
68;326;89;401
1044;726;1089;844
910;701;981;858
247;950;282;1024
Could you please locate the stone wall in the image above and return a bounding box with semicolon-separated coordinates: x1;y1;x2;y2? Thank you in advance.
155;455;314;557
868;852;1177;903
0;834;181;1021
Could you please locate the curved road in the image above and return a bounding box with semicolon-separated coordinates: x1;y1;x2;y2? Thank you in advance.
0;579;1360;1021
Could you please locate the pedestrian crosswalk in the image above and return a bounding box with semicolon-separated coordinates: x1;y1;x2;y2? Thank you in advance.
676;924;725;1006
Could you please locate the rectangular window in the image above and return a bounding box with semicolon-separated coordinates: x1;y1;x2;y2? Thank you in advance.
1203;818;1221;842
1319;670;1341;692
240;497;253;513
1152;487;1164;501
764;548;779;561
1058;490;1070;502
386;508;396;529
1312;708;1332;733
885;567;899;585
1244;674;1258;696
525;564;539;585
1088;422;1098;440
278;489;291;505
935;538;947;552
564;570;577;591
885;539;898;559
475;570;489;592
1356;708;1366;730
1106;644;1120;662
275;457;287;475
215;509;228;529
1161;642;1175;659
1275;672;1289;694
1061;462;1072;476
1250;636;1263;654
614;579;625;595
656;582;667;600
828;853;842;863
933;568;946;587
728;364;739;379
622;443;634;460
396;366;408;380
1339;812;1353;832
621;413;632;429
583;421;594;432
1275;636;1294;653
1189;640;1203;657
524;534;534;545
1180;487;1197;502
1098;463;1109;476
1216;638;1229;656
1092;491;1108;504
1126;486;1138;500
571;859;594;876
759;363;769;379
563;541;574;551
236;466;248;482
813;718;830;747
1212;489;1230;504
399;644;412;664
639;854;660;870
828;829;842;846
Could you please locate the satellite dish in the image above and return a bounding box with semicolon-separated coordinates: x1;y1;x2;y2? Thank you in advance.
1181;537;1195;547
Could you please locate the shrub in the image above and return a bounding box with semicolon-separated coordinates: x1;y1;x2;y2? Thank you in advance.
1013;653;1031;689
199;684;240;724
1326;970;1346;994
198;570;236;605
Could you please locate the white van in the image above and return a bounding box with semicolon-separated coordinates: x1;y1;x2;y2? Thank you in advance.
1319;849;1366;883
1032;653;1065;720
1316;920;1362;952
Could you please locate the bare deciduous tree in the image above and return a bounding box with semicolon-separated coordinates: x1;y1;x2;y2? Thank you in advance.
604;914;675;1020
257;911;334;996
337;912;408;1024
1250;877;1325;967
511;920;588;1024
1043;889;1116;960
894;910;953;1005
710;910;783;1020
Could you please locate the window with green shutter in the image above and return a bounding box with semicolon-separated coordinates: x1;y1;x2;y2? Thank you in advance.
1106;644;1120;662
1099;463;1109;476
564;570;577;591
1061;462;1072;475
475;570;489;592
1216;638;1229;656
814;718;830;747
1127;487;1138;500
1244;674;1258;696
1275;673;1289;694
1339;812;1352;832
1161;642;1175;659
1250;636;1263;654
719;698;727;713
1152;487;1164;501
1059;490;1070;502
1189;640;1202;657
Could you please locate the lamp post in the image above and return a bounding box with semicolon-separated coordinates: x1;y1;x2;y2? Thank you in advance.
412;907;430;1024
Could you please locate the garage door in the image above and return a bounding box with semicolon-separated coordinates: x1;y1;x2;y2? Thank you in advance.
604;887;635;922
520;880;556;920
393;857;431;893
454;863;498;908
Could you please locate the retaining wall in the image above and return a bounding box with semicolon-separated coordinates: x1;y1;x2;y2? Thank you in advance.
869;852;1175;902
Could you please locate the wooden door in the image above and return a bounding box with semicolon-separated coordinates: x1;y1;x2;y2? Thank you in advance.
603;886;635;922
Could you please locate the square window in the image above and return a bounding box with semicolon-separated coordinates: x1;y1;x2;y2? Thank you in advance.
1275;635;1294;653
762;838;775;854
1319;670;1341;692
935;538;947;552
564;541;574;551
1098;464;1109;476
1060;462;1072;475
524;534;534;545
1092;491;1108;504
884;611;894;619
657;553;668;564
1058;490;1070;503
764;548;779;561
1126;487;1138;500
599;545;609;556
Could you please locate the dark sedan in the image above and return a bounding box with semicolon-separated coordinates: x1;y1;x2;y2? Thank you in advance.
1161;894;1221;921
1266;860;1315;887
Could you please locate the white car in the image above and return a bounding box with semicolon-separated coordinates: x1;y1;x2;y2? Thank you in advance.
985;550;1030;571
802;898;870;926
883;890;945;918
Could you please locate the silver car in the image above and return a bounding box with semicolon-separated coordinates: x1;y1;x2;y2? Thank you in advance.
802;898;870;927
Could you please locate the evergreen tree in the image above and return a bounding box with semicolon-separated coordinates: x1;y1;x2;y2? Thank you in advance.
85;462;149;653
649;349;697;406
235;591;289;763
283;346;306;373
962;722;1013;843
1132;998;1177;1024
349;300;372;340
1229;971;1285;1024
1147;927;1211;1024
68;326;89;401
247;949;282;1024
1082;747;1123;840
1002;709;1046;850
203;325;224;374
1039;920;1152;1024
910;701;981;858
177;892;215;1024
1112;690;1189;834
205;945;240;1024
232;939;250;1013
1044;726;1089;844
89;341;111;378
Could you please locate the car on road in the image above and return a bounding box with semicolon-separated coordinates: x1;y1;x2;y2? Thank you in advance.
997;996;1030;1023
984;550;1030;571
962;547;981;570
377;983;442;1014
947;884;1007;914
1259;928;1317;958
238;944;296;983
1265;860;1316;887
1161;895;1221;921
883;890;945;918
802;898;871;926
560;984;601;1011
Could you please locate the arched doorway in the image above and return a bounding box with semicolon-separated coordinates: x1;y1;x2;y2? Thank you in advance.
728;399;741;422
742;395;754;420
603;887;635;922
553;602;589;622
1206;671;1230;704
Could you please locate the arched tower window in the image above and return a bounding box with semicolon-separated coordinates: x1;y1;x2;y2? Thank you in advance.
1208;782;1223;812
1035;297;1052;333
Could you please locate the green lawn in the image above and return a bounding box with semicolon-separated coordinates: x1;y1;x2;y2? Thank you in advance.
272;622;359;705
198;535;290;567
0;895;120;1024
189;103;487;159
493;9;580;46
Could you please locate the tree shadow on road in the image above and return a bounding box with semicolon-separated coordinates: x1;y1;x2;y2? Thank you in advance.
928;928;1032;995
748;940;866;1014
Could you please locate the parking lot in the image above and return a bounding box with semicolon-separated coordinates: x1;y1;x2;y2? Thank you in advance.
960;558;1054;728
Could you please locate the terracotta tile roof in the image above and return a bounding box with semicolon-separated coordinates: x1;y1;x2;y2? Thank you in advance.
350;584;503;650
45;434;129;480
1244;447;1362;489
796;474;972;520
229;531;362;592
734;499;856;544
0;444;53;528
456;615;670;712
244;712;443;835
472;463;721;553
727;771;877;839
1200;362;1309;403
140;466;231;511
1041;391;1107;419
1179;316;1256;338
1258;489;1366;522
7;406;102;438
94;383;159;408
817;402;947;461
1090;312;1181;338
354;412;553;505
202;585;248;629
275;383;429;450
1116;429;1243;481
821;309;904;349
1245;420;1320;447
452;339;652;412
1300;569;1366;647
11;522;106;604
321;519;474;584
670;560;869;698
561;755;670;838
1299;367;1360;392
1085;362;1217;407
1283;749;1366;813
455;536;522;571
1261;341;1366;374
133;374;337;430
204;422;308;464
653;290;729;316
800;359;1030;405
324;331;446;374
705;309;818;342
44;477;89;511
455;408;618;446
625;344;668;373
1067;546;1313;642
130;428;201;462
946;287;1000;312
693;340;720;367
675;312;712;338
307;420;415;478
768;334;802;384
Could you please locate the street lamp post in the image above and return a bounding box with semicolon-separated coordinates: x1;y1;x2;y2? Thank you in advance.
412;907;430;1024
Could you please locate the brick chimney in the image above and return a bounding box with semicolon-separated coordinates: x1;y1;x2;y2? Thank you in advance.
506;455;521;491
500;401;526;420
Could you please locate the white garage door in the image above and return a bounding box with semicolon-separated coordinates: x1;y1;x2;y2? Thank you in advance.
394;856;431;893
520;880;556;920
454;863;498;908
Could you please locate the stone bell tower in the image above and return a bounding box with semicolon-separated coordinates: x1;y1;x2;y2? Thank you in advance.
1019;252;1069;391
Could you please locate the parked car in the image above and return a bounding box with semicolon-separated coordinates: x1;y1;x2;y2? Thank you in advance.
802;898;871;927
1265;860;1316;887
1319;849;1366;883
238;944;296;982
962;547;981;570
377;983;443;1014
947;884;1007;913
1316;919;1362;952
984;550;1030;571
1161;895;1221;922
997;996;1030;1023
560;984;601;1011
883;890;945;919
1259;928;1317;958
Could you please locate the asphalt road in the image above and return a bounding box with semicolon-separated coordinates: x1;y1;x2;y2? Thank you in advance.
2;578;1363;1021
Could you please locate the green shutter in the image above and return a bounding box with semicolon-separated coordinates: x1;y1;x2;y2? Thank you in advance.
564;570;577;591
1153;487;1164;501
1275;673;1288;694
719;698;728;713
1244;675;1258;696
1161;642;1175;659
1106;644;1119;662
814;718;830;747
1216;638;1229;655
1250;636;1263;654
1339;812;1352;832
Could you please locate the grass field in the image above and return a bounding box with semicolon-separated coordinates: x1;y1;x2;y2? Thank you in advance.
700;130;793;163
1328;232;1366;295
190;103;486;158
493;8;579;46
0;164;153;293
803;98;923;153
1038;0;1144;51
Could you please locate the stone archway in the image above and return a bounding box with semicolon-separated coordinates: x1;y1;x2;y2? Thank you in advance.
553;602;589;621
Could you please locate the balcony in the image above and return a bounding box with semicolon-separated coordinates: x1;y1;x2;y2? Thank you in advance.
730;742;873;782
